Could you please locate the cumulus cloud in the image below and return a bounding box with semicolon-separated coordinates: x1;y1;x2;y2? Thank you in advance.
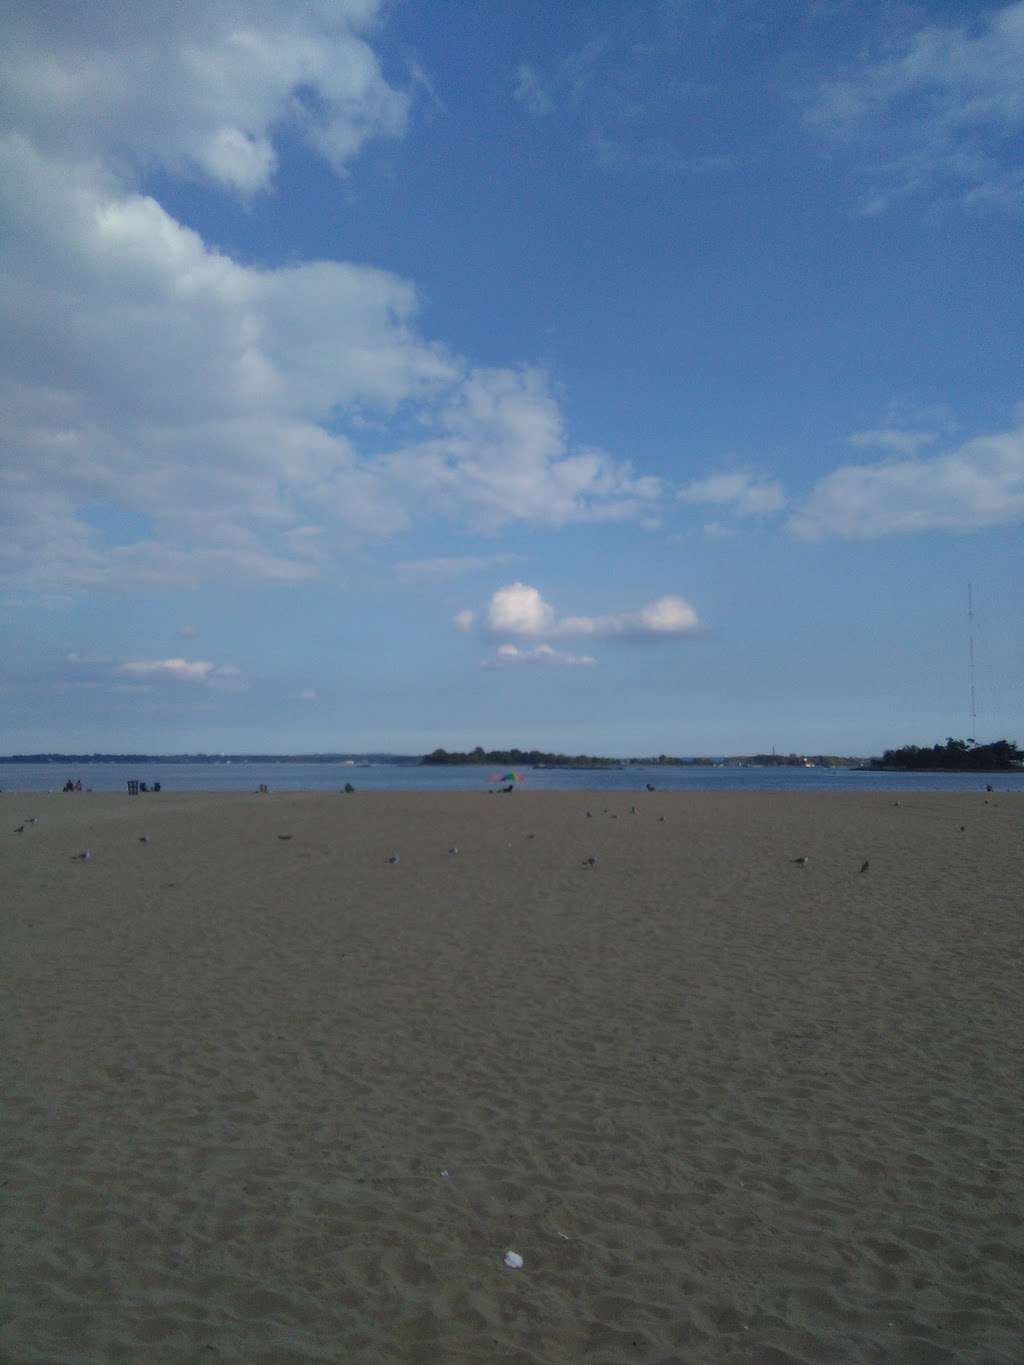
677;470;785;517
1;45;662;598
789;416;1024;539
0;1;408;192
464;582;701;642
482;643;596;669
806;1;1024;212
0;4;667;603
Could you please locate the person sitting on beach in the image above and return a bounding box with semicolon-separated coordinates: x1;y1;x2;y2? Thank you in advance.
74;779;82;792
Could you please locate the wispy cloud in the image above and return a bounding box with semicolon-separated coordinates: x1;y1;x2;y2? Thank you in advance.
789;414;1024;539
806;1;1024;213
513;65;552;118
848;429;937;456
677;470;785;518
116;658;241;685
394;553;520;582
482;643;597;669
511;36;732;176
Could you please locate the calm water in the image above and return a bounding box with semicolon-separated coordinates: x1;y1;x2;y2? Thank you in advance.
2;761;1021;796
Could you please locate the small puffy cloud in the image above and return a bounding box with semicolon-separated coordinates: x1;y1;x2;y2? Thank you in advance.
487;583;555;636
789;417;1024;539
453;609;476;632
462;583;701;642
677;471;785;517
177;624;199;639
116;657;240;684
483;643;596;669
297;688;317;700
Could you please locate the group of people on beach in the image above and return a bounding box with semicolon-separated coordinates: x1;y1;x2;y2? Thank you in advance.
62;779;83;792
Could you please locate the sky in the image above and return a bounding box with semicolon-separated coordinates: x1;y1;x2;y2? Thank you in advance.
1;0;1022;757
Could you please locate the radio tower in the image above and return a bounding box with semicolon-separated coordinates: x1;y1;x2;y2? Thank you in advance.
967;583;977;745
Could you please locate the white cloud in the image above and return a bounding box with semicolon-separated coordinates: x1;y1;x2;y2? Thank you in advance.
483;643;597;669
177;624;199;638
453;609;476;632
395;553;519;582
0;1;407;192
464;582;701;642
382;367;661;532
115;658;243;687
0;5;668;601
677;470;785;517
789;416;1024;539
848;428;937;456
297;688;317;701
807;2;1024;212
513;65;552;118
487;583;555;636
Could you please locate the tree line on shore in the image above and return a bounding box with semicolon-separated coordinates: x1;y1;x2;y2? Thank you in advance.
871;738;1021;771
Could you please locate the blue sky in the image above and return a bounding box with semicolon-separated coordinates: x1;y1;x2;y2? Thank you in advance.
1;0;1021;756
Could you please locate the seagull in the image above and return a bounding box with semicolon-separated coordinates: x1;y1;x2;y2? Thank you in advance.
583;855;598;867
860;860;870;873
13;825;24;834
387;852;400;864
139;835;149;844
658;816;665;823
893;801;901;808
24;817;37;824
586;811;592;818
791;856;808;866
277;834;293;841
72;850;91;861
959;825;966;832
448;846;459;855
526;833;535;839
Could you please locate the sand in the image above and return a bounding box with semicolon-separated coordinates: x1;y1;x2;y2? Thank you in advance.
2;787;1022;1363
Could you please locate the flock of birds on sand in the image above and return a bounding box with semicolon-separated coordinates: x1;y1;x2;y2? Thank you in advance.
8;790;1008;876
9;798;971;874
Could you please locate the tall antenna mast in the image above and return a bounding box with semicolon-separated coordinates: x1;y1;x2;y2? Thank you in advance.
967;582;977;744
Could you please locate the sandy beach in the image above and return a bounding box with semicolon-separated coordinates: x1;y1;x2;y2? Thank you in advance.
2;788;1022;1363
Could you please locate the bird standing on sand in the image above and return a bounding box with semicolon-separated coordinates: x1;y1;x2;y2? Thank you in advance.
139;835;149;844
583;855;598;867
448;846;459;855
387;852;400;864
72;850;91;861
792;856;808;866
860;860;870;873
